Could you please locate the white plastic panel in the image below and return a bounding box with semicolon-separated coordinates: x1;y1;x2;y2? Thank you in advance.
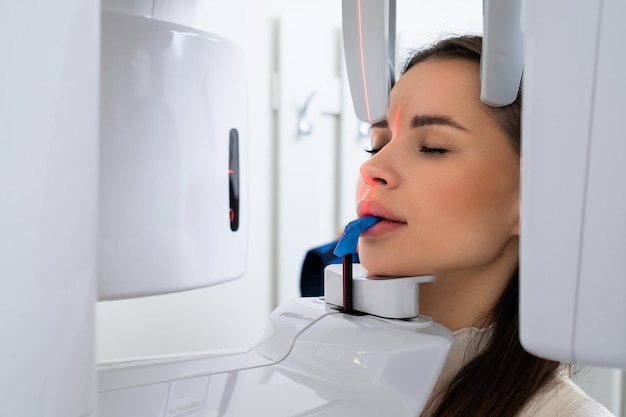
153;0;200;26
521;0;626;368
324;264;434;319
101;0;154;16
99;298;452;417
99;11;248;300
574;0;626;367
99;383;170;417
481;0;523;106
0;1;98;416
520;0;601;362
342;0;392;123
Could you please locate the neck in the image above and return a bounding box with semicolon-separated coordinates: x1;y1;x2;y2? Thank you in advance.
419;238;519;331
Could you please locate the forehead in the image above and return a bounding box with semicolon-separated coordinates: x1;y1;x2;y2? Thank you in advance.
389;58;483;119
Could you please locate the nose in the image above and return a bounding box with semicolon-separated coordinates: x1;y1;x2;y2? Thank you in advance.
360;162;387;186
359;146;399;189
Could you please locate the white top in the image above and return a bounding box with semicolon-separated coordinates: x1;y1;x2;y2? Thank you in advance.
522;374;614;417
422;327;615;417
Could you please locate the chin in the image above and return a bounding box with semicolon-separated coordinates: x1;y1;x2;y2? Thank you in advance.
360;258;409;278
359;253;433;278
358;258;385;277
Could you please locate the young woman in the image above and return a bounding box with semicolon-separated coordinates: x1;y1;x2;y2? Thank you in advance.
356;35;613;417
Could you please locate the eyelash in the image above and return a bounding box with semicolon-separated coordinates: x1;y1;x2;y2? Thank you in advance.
364;147;382;155
420;146;448;155
364;146;448;156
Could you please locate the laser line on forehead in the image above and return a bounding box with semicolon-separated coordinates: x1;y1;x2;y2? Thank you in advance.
393;105;402;133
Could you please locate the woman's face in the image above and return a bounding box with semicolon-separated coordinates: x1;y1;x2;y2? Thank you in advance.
357;58;520;278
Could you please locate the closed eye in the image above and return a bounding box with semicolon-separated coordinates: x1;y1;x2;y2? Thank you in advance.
420;146;448;155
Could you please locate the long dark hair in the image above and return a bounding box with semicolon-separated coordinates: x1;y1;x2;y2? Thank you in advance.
402;36;561;417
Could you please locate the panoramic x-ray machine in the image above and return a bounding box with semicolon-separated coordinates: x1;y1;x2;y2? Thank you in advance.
1;0;625;416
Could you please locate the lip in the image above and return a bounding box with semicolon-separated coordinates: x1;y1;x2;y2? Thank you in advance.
356;200;407;237
360;219;406;237
357;200;404;222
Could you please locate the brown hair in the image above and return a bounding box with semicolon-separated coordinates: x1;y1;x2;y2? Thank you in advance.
402;35;521;155
402;36;561;417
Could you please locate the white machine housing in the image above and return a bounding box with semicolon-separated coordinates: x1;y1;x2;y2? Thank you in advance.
519;0;626;367
0;1;99;416
342;0;395;123
99;8;248;300
481;0;523;107
324;264;435;319
98;296;452;417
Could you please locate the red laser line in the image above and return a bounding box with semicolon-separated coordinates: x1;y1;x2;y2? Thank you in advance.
393;104;401;134
357;0;372;122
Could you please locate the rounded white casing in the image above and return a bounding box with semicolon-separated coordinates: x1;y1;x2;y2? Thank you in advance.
342;0;394;123
324;263;435;319
0;1;99;416
98;298;452;416
520;0;626;367
480;0;523;107
99;10;248;300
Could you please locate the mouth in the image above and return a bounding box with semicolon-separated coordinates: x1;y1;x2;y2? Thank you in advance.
360;217;407;237
357;201;406;224
357;201;407;237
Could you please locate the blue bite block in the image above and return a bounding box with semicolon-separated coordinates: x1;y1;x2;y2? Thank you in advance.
333;216;381;257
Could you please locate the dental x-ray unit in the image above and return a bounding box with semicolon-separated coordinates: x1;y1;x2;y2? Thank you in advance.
100;0;626;414
2;0;625;416
520;0;626;368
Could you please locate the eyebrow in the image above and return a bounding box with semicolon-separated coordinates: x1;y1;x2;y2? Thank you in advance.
411;114;468;131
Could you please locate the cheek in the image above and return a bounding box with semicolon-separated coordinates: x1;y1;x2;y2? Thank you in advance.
412;166;518;243
435;160;517;212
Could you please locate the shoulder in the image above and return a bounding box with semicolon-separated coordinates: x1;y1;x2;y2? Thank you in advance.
519;374;615;417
